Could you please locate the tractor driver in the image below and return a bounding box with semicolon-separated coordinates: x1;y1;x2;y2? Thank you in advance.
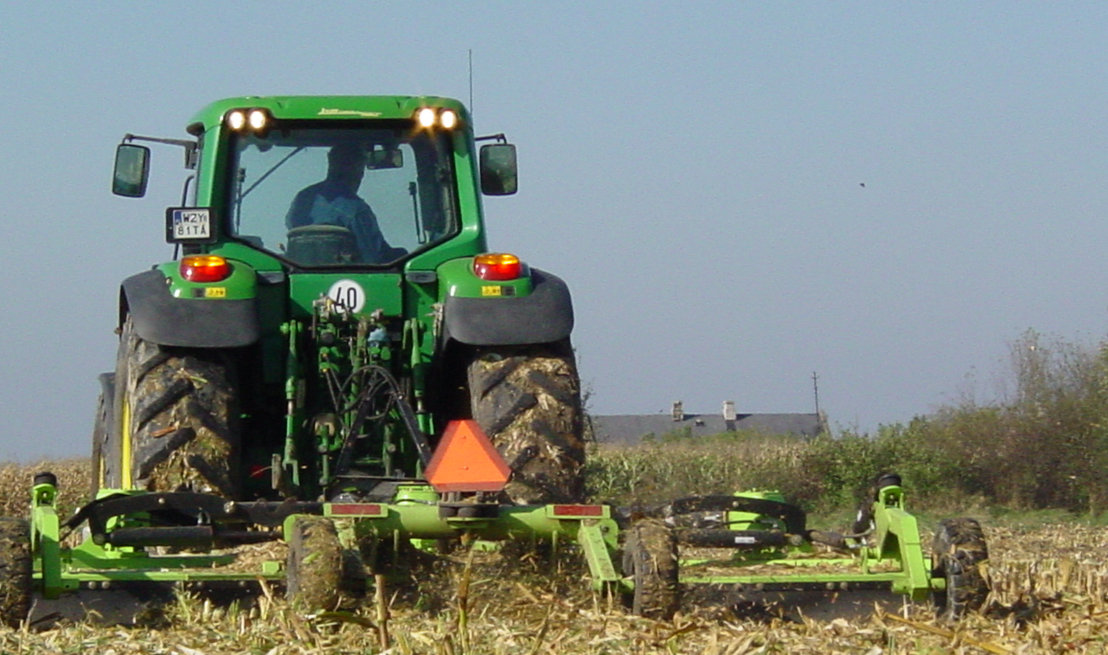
285;143;405;263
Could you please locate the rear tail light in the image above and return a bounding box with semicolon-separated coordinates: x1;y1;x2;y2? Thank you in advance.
473;253;522;281
180;255;232;282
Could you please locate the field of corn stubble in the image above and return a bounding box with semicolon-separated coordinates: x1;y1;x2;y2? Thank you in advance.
1;457;1107;654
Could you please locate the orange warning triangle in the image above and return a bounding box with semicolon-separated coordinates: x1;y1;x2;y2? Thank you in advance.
425;419;512;492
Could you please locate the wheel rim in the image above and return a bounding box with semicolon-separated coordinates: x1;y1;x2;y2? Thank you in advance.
120;395;133;489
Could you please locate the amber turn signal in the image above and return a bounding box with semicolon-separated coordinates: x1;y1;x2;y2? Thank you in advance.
473;253;522;281
180;255;232;282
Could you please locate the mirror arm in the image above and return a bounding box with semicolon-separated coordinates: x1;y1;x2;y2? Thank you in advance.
122;133;200;169
474;133;508;144
180;174;195;207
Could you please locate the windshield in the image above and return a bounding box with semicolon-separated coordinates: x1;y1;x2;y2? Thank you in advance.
228;123;459;266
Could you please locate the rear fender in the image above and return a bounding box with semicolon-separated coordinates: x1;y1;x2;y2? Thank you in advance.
440;265;573;346
120;265;260;348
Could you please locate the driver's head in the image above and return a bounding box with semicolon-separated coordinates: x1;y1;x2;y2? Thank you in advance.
326;143;367;189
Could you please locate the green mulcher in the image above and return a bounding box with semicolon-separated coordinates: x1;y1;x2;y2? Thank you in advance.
619;475;990;621
0;95;988;626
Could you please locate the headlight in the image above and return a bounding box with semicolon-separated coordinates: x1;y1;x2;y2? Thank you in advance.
226;110;247;131
414;107;461;130
247;109;268;131
417;107;437;128
225;108;272;134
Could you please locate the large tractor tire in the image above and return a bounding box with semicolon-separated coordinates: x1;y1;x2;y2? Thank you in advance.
622;518;680;620
0;519;32;628
465;341;586;504
931;517;990;621
90;373;114;499
286;515;343;611
100;316;240;497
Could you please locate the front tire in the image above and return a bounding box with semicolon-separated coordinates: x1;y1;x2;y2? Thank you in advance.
465;341;586;504
105;316;240;497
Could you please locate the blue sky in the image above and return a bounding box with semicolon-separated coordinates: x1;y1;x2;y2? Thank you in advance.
3;2;1108;459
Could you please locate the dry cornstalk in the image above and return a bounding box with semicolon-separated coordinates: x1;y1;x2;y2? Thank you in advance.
881;612;1012;654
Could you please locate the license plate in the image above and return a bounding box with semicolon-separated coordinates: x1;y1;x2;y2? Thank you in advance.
170;208;211;240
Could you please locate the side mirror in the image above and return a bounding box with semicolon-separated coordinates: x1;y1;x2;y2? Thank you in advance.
113;144;151;197
479;143;518;195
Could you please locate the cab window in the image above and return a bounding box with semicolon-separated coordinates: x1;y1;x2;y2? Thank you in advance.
228;124;459;266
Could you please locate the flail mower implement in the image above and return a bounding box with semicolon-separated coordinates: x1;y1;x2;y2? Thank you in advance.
6;465;989;626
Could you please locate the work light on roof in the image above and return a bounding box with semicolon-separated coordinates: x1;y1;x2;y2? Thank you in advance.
247;109;268;131
414;107;460;130
416;107;437;128
439;109;458;129
225;108;272;134
226;110;247;131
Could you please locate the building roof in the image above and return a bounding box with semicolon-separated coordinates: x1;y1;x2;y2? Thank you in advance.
589;412;825;445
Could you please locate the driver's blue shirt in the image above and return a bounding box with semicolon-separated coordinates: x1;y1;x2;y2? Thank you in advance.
286;179;393;262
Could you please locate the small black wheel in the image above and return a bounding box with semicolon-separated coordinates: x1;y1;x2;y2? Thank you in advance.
931;517;989;621
0;519;32;628
286;515;343;610
622;518;679;620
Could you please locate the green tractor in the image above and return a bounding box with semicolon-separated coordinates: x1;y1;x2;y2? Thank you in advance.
95;96;585;507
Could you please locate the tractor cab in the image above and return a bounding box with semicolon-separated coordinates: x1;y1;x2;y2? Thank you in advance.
112;97;517;274
104;96;580;505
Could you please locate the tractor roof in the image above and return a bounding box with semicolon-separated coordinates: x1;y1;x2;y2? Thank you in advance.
187;95;469;133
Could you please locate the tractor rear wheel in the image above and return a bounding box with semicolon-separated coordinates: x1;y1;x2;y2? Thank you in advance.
0;519;32;628
465;341;586;504
103;316;240;497
931;517;989;621
622;518;679;620
286;515;343;610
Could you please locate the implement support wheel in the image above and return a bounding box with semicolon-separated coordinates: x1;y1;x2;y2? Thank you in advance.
931;517;989;621
0;519;31;628
286;516;343;611
622;518;679;620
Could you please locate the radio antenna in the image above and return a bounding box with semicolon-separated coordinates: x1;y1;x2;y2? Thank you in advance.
468;49;474;115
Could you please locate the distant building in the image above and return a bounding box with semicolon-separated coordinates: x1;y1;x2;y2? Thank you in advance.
589;401;826;445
